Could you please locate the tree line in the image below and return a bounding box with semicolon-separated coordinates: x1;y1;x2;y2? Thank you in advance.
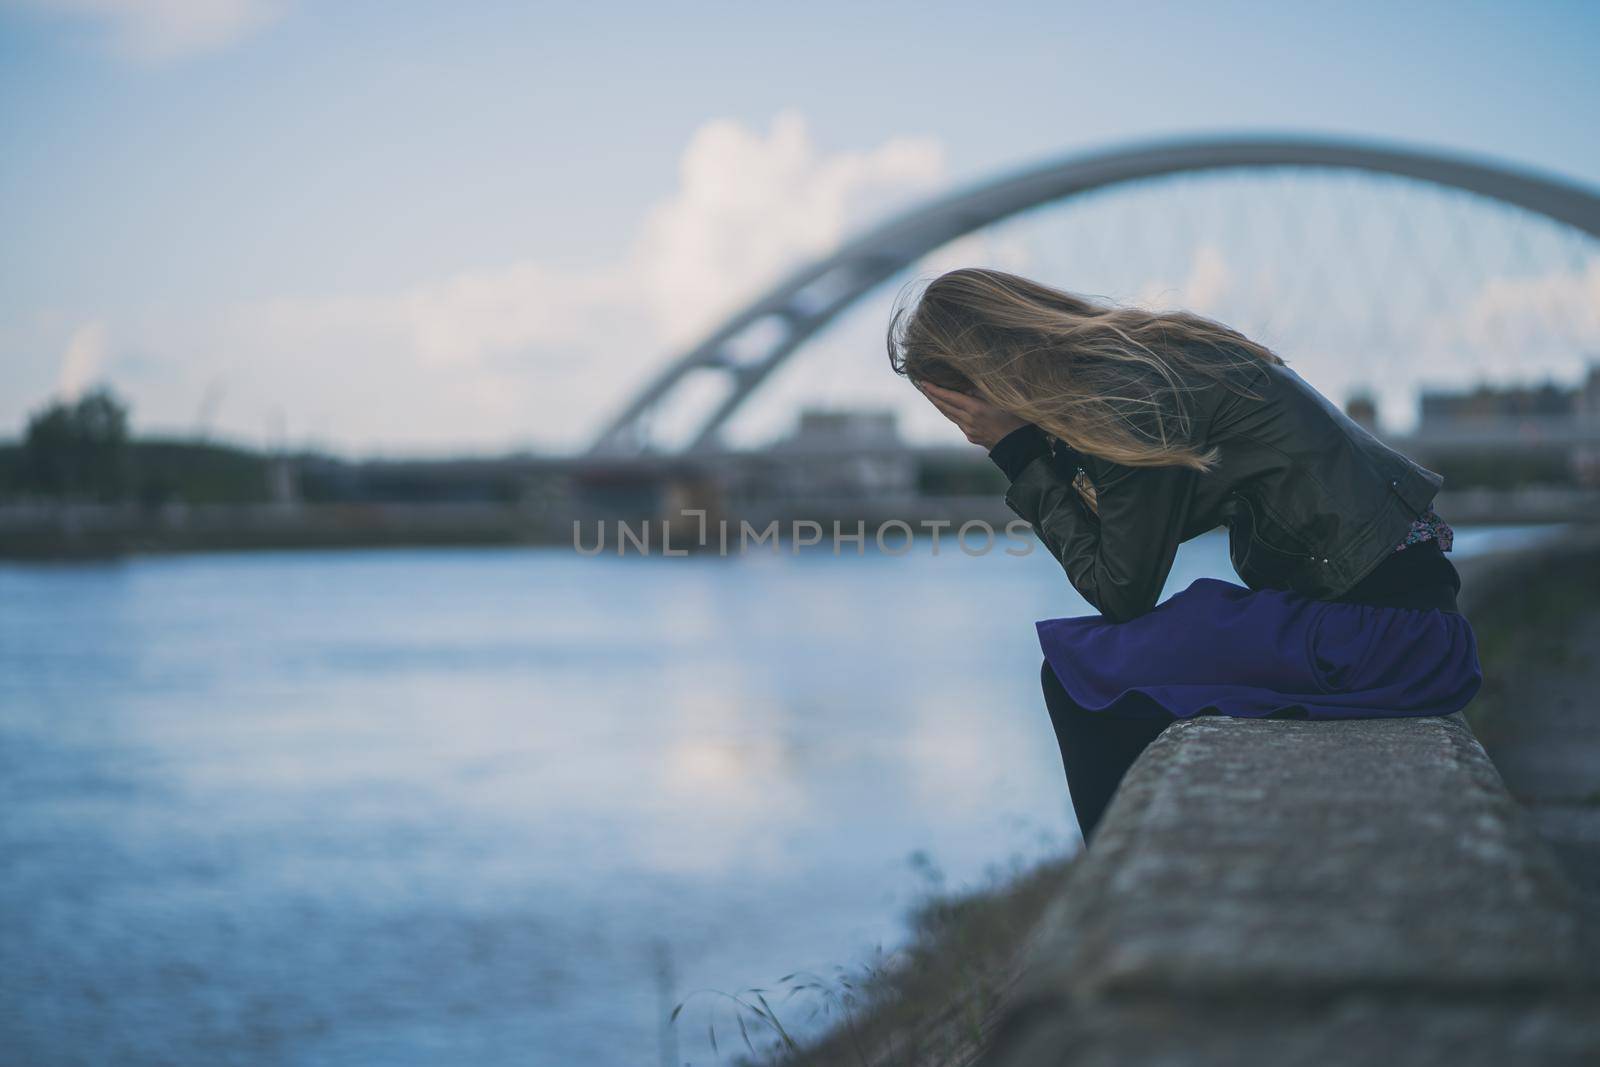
1;388;273;505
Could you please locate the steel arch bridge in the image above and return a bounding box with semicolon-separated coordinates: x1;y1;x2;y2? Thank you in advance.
588;133;1600;457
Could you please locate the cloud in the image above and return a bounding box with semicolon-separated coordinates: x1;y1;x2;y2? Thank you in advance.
1419;256;1600;378
635;109;947;347
1134;244;1232;313
57;321;108;399
717;224;1038;448
11;0;286;61
77;110;947;452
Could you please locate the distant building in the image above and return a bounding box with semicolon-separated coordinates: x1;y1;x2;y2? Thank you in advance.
1574;361;1600;487
1418;379;1577;424
783;409;902;450
266;455;300;509
1414;361;1600;487
754;408;917;498
1344;393;1379;433
1582;363;1600;418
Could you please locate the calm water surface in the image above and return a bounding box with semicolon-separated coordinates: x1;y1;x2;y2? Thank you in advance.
0;525;1558;1065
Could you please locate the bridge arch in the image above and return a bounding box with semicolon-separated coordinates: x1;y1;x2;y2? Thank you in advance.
589;133;1600;456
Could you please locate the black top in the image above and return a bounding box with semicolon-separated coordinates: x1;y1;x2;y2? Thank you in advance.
1333;537;1459;612
987;424;1461;614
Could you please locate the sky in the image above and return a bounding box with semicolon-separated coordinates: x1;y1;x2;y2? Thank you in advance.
2;0;1598;455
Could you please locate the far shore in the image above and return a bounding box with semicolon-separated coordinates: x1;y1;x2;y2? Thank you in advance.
1;493;1590;561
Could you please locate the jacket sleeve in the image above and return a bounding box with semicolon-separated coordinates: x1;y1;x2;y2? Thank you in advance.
1004;450;1198;623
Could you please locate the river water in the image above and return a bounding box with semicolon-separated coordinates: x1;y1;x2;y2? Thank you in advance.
0;525;1557;1065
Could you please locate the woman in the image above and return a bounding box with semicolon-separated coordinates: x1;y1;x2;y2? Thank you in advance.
886;268;1482;845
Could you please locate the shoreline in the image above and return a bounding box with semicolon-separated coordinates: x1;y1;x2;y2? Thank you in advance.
0;503;1571;562
737;526;1600;1067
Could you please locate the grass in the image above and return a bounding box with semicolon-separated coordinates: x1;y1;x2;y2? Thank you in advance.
667;848;1077;1067
662;533;1600;1066
1459;531;1600;734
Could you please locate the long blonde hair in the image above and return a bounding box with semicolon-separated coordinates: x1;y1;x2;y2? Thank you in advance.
886;268;1284;470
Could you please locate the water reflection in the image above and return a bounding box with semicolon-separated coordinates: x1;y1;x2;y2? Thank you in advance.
0;526;1559;1064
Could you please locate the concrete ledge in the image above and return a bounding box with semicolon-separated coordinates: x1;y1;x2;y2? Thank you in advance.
980;713;1600;1067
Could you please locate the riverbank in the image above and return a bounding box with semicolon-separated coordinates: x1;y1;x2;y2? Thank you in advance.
0;501;570;557
1460;526;1600;906
686;855;1074;1067
738;528;1600;1067
3;491;1591;560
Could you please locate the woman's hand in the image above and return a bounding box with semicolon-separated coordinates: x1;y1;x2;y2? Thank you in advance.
918;381;1028;449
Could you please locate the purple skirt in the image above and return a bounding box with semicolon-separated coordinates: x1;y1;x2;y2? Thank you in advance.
1037;577;1483;721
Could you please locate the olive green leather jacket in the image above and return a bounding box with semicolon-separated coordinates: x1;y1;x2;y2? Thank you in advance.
1004;359;1445;623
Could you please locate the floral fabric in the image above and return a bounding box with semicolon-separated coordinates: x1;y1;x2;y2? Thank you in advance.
1393;506;1454;554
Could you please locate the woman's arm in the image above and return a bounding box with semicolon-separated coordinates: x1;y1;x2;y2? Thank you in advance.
1004;448;1197;623
917;381;1195;621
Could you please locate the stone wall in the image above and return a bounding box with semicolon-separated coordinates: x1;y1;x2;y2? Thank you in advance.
978;713;1600;1067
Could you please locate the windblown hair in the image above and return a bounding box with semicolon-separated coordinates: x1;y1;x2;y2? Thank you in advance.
886;268;1285;470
